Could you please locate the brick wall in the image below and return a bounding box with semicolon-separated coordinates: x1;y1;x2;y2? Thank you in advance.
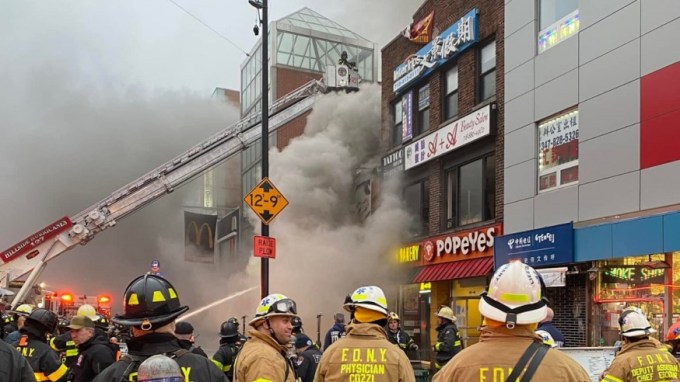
381;0;504;238
276;111;311;150
545;273;588;347
275;66;322;99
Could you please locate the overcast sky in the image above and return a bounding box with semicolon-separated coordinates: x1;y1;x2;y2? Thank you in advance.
3;0;420;95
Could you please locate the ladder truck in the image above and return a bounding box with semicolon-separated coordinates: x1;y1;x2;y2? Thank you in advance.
0;63;361;308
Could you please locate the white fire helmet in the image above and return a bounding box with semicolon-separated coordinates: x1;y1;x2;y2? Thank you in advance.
619;308;656;338
478;261;548;327
343;286;389;316
248;294;298;327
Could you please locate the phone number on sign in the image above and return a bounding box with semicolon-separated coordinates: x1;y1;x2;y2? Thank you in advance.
540;130;579;151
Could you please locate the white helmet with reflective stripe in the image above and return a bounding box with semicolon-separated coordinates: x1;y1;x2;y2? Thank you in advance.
15;304;34;316
343;286;389;316
619;308;656;338
249;293;298;327
478;261;548;326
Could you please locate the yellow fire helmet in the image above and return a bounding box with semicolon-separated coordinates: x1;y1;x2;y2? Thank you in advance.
478;261;548;327
619;308;656;338
388;312;400;322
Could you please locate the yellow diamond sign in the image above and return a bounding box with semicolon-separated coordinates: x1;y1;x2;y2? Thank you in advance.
244;177;289;225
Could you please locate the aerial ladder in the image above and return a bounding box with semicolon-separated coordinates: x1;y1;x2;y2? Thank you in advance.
0;63;361;308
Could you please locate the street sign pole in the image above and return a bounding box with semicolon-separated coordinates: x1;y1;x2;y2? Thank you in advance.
260;0;269;299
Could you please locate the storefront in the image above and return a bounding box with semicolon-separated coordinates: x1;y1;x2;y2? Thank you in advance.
576;210;680;346
495;223;588;346
408;224;501;349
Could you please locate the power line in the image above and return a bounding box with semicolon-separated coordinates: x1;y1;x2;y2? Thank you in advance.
166;0;250;57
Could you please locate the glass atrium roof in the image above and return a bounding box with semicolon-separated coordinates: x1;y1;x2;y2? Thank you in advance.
276;7;369;41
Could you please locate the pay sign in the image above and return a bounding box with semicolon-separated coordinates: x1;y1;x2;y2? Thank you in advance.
253;236;276;259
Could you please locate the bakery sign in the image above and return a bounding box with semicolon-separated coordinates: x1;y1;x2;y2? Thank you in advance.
421;224;501;265
393;8;479;93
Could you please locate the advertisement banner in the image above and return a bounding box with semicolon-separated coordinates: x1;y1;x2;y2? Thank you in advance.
393;8;478;93
494;222;574;269
404;104;492;170
184;211;217;263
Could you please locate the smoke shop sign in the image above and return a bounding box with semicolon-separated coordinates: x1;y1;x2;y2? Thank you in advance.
393;8;479;93
404;104;492;170
421;224;501;265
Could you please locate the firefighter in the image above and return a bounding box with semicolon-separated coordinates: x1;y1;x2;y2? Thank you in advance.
234;293;298;382
91;274;226;382
386;312;418;355
314;286;415;382
67;316;116;382
600;307;680;382
5;304;34;344
288;316;304;361
293;334;321;382
432;262;589;381
433;305;461;369
665;315;680;358
50;304;98;369
0;337;35;381
16;308;69;382
211;317;240;380
323;313;346;351
174;321;208;357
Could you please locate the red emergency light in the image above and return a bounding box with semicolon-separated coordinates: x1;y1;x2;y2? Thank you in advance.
98;295;111;305
60;293;73;303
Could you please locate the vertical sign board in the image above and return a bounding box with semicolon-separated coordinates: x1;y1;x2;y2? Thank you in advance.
253;236;276;259
493;222;574;270
402;91;413;142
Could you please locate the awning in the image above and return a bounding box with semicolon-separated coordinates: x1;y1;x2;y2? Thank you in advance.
412;257;493;283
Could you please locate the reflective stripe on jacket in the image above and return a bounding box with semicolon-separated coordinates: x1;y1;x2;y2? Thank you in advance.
601;338;680;382
313;322;415;382
17;334;69;381
432;326;590;381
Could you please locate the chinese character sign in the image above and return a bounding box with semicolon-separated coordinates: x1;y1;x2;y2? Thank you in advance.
538;109;579;192
493;223;574;269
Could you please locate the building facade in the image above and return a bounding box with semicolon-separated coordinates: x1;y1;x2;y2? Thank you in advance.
381;0;504;357
503;0;680;345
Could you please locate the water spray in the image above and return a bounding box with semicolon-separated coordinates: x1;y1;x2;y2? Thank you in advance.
178;286;258;322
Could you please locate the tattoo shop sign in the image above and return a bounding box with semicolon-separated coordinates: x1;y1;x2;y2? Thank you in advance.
393;8;479;93
404;104;492;170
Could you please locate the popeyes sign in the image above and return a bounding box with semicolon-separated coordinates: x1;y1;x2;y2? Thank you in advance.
421;224;501;265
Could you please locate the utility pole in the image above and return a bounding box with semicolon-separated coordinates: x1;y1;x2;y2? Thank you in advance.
249;0;269;299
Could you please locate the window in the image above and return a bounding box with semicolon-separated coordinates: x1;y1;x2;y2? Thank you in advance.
538;0;579;53
479;41;496;101
446;155;495;228
404;180;430;236
392;98;403;147
538;109;579;192
444;66;458;120
417;84;430;135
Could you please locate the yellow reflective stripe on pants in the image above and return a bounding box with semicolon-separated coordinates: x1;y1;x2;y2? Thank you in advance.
602;375;624;382
434;342;441;351
453;340;461;347
34;373;49;381
223;364;232;372
47;364;69;381
65;349;78;356
434;362;442;370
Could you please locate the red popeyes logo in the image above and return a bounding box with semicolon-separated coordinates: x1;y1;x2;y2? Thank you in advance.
421;224;502;265
0;217;73;264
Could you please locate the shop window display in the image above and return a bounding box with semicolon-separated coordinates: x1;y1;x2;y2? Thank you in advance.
593;254;670;345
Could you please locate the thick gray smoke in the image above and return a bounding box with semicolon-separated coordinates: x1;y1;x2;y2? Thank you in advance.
239;84;412;340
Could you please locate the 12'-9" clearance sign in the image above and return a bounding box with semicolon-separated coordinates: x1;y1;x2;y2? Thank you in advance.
421;224;501;265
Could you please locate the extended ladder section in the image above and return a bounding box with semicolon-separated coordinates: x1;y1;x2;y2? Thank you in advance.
0;75;334;297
